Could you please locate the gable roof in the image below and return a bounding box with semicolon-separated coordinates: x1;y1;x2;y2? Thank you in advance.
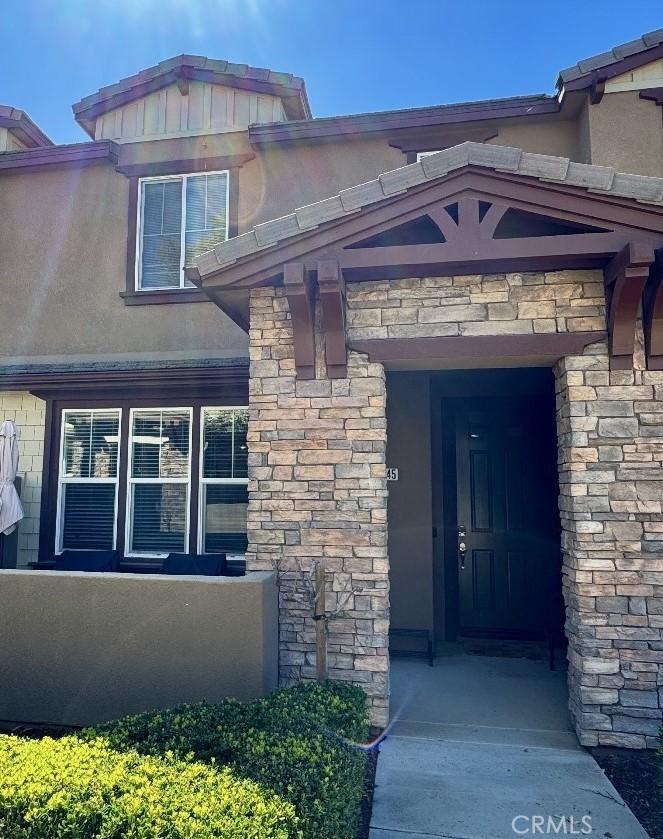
72;55;311;137
558;28;663;89
192;141;663;278
0;106;53;148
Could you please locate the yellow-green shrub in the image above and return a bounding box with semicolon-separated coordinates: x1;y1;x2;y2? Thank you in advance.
0;734;300;839
85;681;370;839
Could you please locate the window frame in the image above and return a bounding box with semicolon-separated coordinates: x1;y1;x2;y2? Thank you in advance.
125;406;194;559
54;408;123;555
197;406;249;556
134;170;230;293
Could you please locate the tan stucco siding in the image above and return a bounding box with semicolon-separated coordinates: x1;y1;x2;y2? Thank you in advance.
491;119;578;160
0;569;278;726
587;91;663;177
0;164;247;360
0;391;45;567
241;137;405;229
386;373;434;634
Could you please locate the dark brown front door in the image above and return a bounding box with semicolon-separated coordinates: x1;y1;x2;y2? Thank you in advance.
453;396;559;638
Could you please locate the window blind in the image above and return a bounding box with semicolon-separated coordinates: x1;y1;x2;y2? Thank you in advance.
139;179;183;289
201;408;248;554
57;410;120;552
138;172;228;291
184;173;228;267
127;409;191;557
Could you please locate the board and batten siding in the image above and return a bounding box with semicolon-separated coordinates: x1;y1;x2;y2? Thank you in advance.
0;128;28;153
0;392;45;567
94;81;288;142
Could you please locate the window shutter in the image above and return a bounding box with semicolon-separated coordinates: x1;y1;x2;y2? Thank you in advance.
139;179;183;289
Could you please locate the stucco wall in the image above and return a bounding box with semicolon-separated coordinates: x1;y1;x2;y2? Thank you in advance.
586;91;663;178
0;164;247;363
0;391;45;567
385;373;434;634
0;569;278;726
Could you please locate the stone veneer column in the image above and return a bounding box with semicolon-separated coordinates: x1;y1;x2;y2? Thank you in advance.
555;335;663;748
245;287;390;727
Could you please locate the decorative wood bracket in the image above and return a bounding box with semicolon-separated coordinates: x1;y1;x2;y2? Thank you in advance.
174;69;190;97
589;76;606;105
640;88;663;108
284;262;316;380
317;260;347;378
640;89;663;134
644;249;663;370
604;241;655;369
428;197;508;245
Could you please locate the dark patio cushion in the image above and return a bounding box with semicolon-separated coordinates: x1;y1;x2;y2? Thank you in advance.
161;553;228;576
54;550;119;572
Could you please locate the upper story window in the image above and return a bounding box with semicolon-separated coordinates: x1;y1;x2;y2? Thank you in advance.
136;171;229;291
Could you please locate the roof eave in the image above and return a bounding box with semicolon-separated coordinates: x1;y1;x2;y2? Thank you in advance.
0;110;54;148
558;40;663;93
248;96;560;144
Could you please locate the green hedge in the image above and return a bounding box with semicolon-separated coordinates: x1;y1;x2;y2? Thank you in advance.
85;681;370;839
0;734;299;838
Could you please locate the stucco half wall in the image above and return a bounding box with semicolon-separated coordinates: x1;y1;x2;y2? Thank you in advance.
0;570;278;727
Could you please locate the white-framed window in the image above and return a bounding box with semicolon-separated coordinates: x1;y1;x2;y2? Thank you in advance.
199;407;248;555
55;409;121;553
125;408;192;557
135;170;229;291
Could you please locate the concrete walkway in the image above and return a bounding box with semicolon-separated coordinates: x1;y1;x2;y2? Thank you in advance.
370;652;649;839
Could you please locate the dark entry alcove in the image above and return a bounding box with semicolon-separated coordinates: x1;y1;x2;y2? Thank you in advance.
431;368;562;643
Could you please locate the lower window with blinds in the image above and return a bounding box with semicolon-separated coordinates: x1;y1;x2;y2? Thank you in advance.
56;409;121;551
53;404;249;563
126;408;192;557
200;407;248;554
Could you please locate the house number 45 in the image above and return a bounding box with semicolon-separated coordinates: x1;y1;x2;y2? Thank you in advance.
386;468;399;481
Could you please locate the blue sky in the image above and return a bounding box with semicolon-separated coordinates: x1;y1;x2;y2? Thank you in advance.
2;1;662;145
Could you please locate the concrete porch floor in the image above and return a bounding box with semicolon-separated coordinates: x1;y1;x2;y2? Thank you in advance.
369;649;649;839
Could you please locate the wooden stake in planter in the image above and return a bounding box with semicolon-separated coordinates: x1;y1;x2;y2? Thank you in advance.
314;560;328;681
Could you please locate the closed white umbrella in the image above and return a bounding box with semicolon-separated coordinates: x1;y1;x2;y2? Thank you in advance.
0;420;24;536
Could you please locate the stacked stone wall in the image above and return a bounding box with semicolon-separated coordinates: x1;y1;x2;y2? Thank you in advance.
246;269;663;745
555;336;663;747
246;287;389;726
346;270;606;340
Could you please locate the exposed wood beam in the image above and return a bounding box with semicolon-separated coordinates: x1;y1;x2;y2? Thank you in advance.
284;262;316;380
644;249;663;370
317;260;347;378
337;232;628;279
604;241;655;369
479;202;508;240
350;332;607;366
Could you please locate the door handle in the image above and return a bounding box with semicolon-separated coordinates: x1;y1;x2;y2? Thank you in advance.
458;525;467;570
